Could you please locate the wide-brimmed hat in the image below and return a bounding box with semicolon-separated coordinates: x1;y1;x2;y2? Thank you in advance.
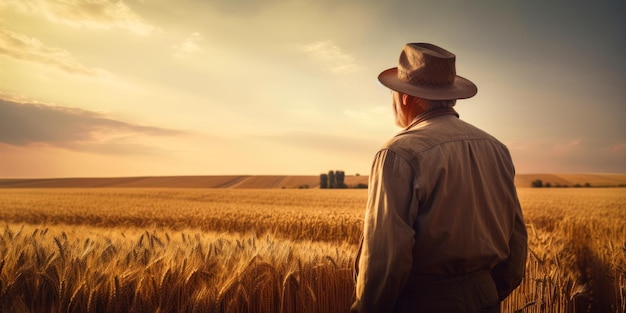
378;43;477;100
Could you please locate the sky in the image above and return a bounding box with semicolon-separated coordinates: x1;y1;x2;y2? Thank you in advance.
0;0;624;178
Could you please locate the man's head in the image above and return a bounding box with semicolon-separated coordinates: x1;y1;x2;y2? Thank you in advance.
391;92;456;127
380;43;475;127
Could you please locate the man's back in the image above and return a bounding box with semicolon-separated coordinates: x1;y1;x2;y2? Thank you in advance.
384;114;520;275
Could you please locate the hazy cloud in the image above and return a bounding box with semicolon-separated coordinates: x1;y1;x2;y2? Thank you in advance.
173;32;203;59
343;106;390;123
300;40;360;74
610;142;626;153
508;139;626;173
256;130;378;157
2;0;155;35
0;97;184;155
0;28;100;75
552;139;582;155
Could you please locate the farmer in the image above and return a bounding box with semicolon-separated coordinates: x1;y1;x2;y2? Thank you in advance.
352;43;528;312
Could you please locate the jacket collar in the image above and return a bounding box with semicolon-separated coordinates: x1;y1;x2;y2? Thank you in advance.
405;107;459;130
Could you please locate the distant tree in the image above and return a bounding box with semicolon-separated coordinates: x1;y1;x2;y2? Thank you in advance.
584;182;591;188
531;179;543;188
354;183;368;189
321;170;351;189
335;170;347;188
328;170;336;189
320;174;328;189
545;182;552;188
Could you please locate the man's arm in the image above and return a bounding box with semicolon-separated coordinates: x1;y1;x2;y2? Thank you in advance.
490;197;528;300
351;149;418;313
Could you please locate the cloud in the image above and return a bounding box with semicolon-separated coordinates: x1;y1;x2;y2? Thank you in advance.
300;40;360;74
343;106;390;123
0;97;184;155
173;32;203;59
2;0;155;35
552;139;582;155
507;139;626;173
0;28;100;75
610;142;626;153
255;130;378;157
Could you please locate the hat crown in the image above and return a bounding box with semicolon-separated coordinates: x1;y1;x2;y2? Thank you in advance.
397;43;456;88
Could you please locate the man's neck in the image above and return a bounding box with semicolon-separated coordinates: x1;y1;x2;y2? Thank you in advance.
404;107;459;130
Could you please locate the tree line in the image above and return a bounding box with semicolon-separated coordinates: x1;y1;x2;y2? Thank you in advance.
531;179;591;188
319;170;368;189
531;179;626;188
320;170;347;189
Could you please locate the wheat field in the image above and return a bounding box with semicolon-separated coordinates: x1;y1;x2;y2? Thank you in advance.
0;188;624;312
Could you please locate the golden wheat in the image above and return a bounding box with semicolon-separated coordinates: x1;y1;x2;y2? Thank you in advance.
0;189;364;244
0;223;355;312
507;188;626;312
0;188;624;312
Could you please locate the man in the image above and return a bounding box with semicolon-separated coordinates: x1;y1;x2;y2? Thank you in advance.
352;43;528;312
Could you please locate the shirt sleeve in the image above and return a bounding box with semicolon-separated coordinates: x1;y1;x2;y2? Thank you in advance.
351;149;418;313
490;192;528;300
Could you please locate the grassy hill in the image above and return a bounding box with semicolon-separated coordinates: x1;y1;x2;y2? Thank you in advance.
0;175;367;189
514;173;626;188
0;173;624;189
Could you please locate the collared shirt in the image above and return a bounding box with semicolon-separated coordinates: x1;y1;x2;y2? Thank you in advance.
352;109;528;312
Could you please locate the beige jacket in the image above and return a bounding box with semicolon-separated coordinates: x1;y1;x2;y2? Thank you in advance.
352;109;528;312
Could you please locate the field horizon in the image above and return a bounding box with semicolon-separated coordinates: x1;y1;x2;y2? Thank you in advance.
1;173;626;189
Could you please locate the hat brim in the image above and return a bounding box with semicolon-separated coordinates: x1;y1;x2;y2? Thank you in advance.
378;68;477;100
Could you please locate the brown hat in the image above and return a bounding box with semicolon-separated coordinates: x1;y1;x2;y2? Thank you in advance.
378;43;477;100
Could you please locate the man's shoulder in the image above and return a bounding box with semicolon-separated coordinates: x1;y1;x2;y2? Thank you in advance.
379;127;439;159
381;117;507;154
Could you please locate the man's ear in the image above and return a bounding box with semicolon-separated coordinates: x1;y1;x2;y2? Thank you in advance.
404;94;427;109
401;93;411;106
401;94;420;106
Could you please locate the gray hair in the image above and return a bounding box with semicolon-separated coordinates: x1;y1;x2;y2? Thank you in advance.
424;99;456;110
